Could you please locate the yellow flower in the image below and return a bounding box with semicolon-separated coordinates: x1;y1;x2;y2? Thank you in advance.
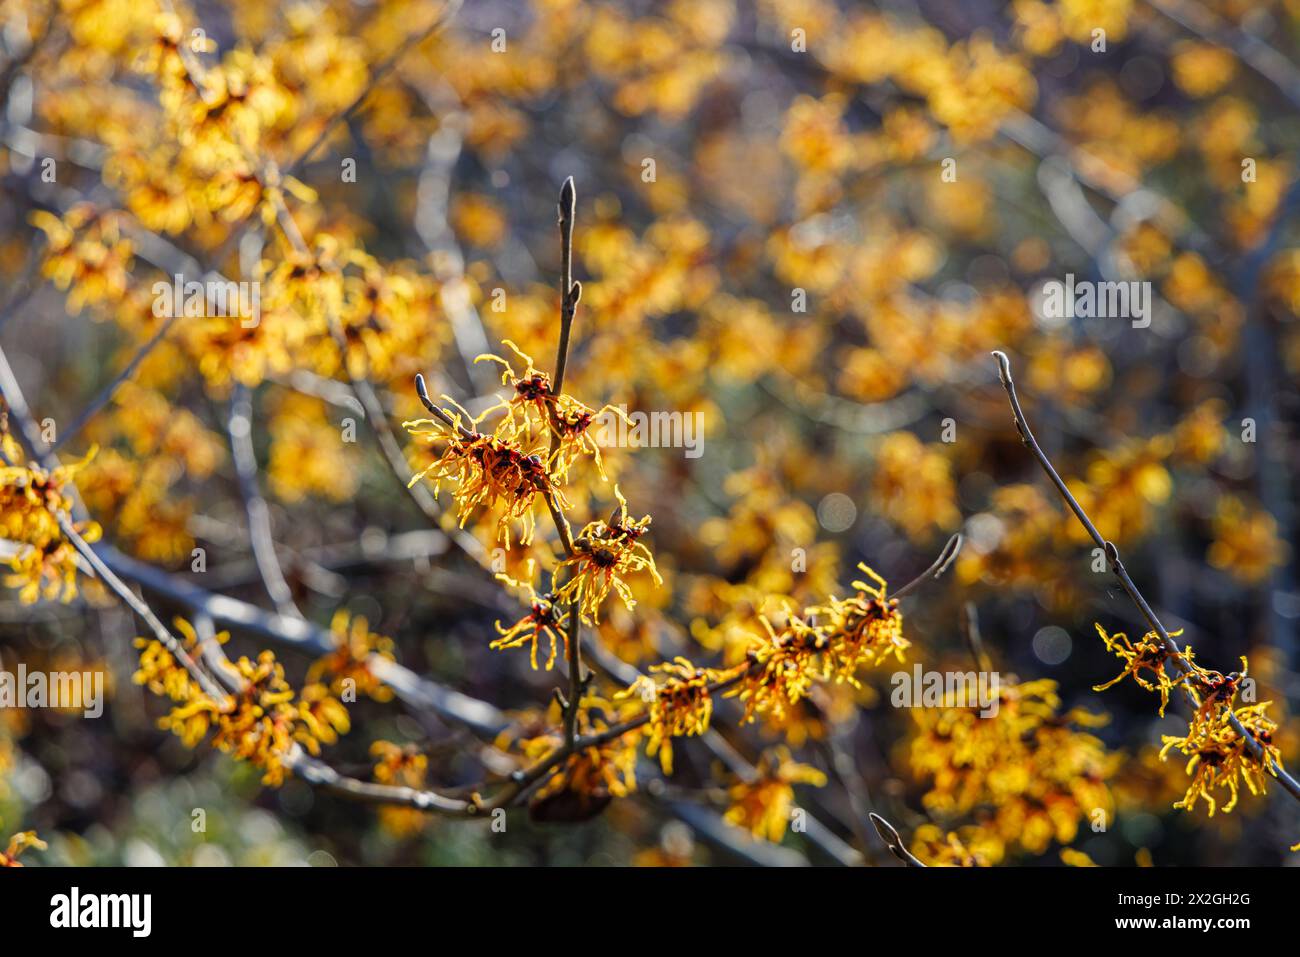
474;339;626;483
1207;496;1287;586
519;699;642;822
0;437;101;604
1170;42;1236;98
451;193;508;248
371;741;432;836
723;749;826;842
554;486;660;623
872;432;960;540
1058;0;1132;44
616;656;731;774
135;620;349;787
911;823;1001;866
728;612;826;724
725;564;905;725
910;677;1116;858
1160;702;1282;817
30;205;134;314
490;565;571;671
267;394;360;504
1091;623;1189;717
405;397;564;548
306;610;396;703
810;564;907;679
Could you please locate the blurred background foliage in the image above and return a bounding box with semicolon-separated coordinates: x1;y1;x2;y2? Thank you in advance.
0;0;1298;865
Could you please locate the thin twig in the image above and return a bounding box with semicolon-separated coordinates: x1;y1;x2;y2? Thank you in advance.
991;350;1300;804
493;534;961;812
229;383;301;619
283;746;480;816
55;513;229;703
548;176;585;749
49;314;184;455
868;812;926;867
962;600;991;673
890;532;963;600
0;344;511;736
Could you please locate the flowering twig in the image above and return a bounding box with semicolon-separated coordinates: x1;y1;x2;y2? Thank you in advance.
551;176;585;749
3;327;510;736
492;534;961;821
991;350;1300;805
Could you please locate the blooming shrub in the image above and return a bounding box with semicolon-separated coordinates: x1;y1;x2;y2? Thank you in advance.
1;0;1298;867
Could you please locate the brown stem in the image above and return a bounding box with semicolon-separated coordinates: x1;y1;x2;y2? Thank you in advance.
868;812;926;867
991;350;1300;804
547;176;585;749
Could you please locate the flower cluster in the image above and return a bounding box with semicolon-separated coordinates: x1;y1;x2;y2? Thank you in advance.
370;740;432;836
1159;702;1282;817
910;823;1001;867
30;206;134;313
0;422;101;604
513;700;642;823
306;611;397;703
474;341;561;443
474;341;628;483
909;677;1116;859
405;400;563;548
1090;621;1287;820
723;749;826;842
555;487;661;623
128;12;306;230
809;563;908;679
1092;624;1189;717
727;565;904;724
133;618;350;786
617;657;729;774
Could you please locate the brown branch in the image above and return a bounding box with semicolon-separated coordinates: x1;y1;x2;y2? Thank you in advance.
991;350;1300;805
493;534;962;815
283;747;480;816
552;176;586;749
